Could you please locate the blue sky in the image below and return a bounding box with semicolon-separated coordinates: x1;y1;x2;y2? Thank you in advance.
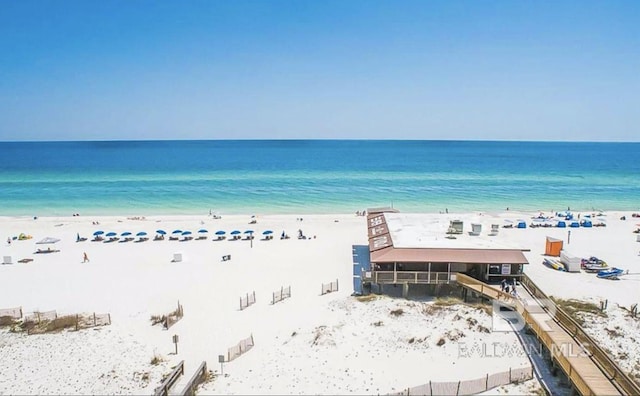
1;0;638;141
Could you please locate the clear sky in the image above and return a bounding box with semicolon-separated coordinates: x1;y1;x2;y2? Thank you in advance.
1;0;638;141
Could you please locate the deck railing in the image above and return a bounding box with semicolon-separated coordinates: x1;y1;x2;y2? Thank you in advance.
364;271;454;284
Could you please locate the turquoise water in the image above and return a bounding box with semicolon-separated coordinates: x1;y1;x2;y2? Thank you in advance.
1;140;638;216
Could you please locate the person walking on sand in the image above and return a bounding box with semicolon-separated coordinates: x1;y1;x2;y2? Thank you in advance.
83;252;89;263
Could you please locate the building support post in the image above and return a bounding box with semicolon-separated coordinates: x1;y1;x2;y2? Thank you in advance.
402;283;409;298
394;262;397;283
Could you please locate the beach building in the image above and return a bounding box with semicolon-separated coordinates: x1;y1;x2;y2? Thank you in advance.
360;210;529;296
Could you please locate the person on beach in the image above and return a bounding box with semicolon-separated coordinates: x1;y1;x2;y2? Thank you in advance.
83;252;89;263
500;278;507;292
7;237;11;245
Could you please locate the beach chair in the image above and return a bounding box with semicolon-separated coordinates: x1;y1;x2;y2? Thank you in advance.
222;254;231;261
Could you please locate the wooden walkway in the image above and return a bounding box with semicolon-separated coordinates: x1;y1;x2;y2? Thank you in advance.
455;273;623;396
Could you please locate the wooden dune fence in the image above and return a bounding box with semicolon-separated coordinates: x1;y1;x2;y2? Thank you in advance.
154;360;184;396
223;334;255;362
22;310;111;334
25;310;58;323
163;301;184;330
321;279;339;295
272;286;291;305
393;366;533;395
0;306;23;319
240;291;256;310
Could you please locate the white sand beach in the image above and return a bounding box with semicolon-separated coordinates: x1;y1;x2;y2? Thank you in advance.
1;210;639;395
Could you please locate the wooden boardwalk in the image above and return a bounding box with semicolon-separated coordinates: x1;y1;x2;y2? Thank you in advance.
455;273;623;396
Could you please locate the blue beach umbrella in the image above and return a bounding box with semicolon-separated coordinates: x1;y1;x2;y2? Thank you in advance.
136;231;147;237
182;231;192;236
156;230;166;235
198;229;208;234
93;230;104;236
106;232;117;237
244;230;254;234
230;230;241;235
215;230;226;235
262;230;273;235
121;232;132;236
172;230;182;234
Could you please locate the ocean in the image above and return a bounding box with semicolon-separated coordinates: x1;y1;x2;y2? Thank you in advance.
1;140;638;216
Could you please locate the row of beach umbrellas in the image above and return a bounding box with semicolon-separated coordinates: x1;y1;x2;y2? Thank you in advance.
92;229;274;238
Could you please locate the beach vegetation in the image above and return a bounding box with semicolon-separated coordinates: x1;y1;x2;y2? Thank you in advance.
389;308;404;317
150;354;165;366
45;315;78;332
604;326;624;338
550;297;607;325
531;386;547;396
436;337;445;346
433;296;462;306
201;369;215;385
355;294;378;303
0;316;16;327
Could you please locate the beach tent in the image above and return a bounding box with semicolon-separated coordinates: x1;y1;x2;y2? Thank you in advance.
581;220;593;228
569;221;580;228
545;237;563;257
516;221;527;229
557;221;566;228
470;223;482;236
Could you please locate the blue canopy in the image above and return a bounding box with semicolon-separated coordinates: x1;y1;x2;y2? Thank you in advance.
136;231;147;236
182;231;192;235
172;230;182;234
93;230;104;236
263;230;273;235
106;232;117;237
215;230;226;235
244;230;254;234
230;230;241;235
156;230;166;235
121;232;132;236
198;229;208;233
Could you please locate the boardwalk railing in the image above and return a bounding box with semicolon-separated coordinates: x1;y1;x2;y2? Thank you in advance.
272;286;291;305
180;361;208;396
456;273;637;396
321;279;339;295
393;366;533;395
154;360;184;396
520;275;640;396
240;291;256;310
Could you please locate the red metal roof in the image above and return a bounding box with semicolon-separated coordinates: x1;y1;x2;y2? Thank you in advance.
371;247;529;265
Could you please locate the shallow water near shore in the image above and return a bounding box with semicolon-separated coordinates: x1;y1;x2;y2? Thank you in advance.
2;140;639;216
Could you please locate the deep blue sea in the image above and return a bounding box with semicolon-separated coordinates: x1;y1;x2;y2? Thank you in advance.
1;140;638;216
